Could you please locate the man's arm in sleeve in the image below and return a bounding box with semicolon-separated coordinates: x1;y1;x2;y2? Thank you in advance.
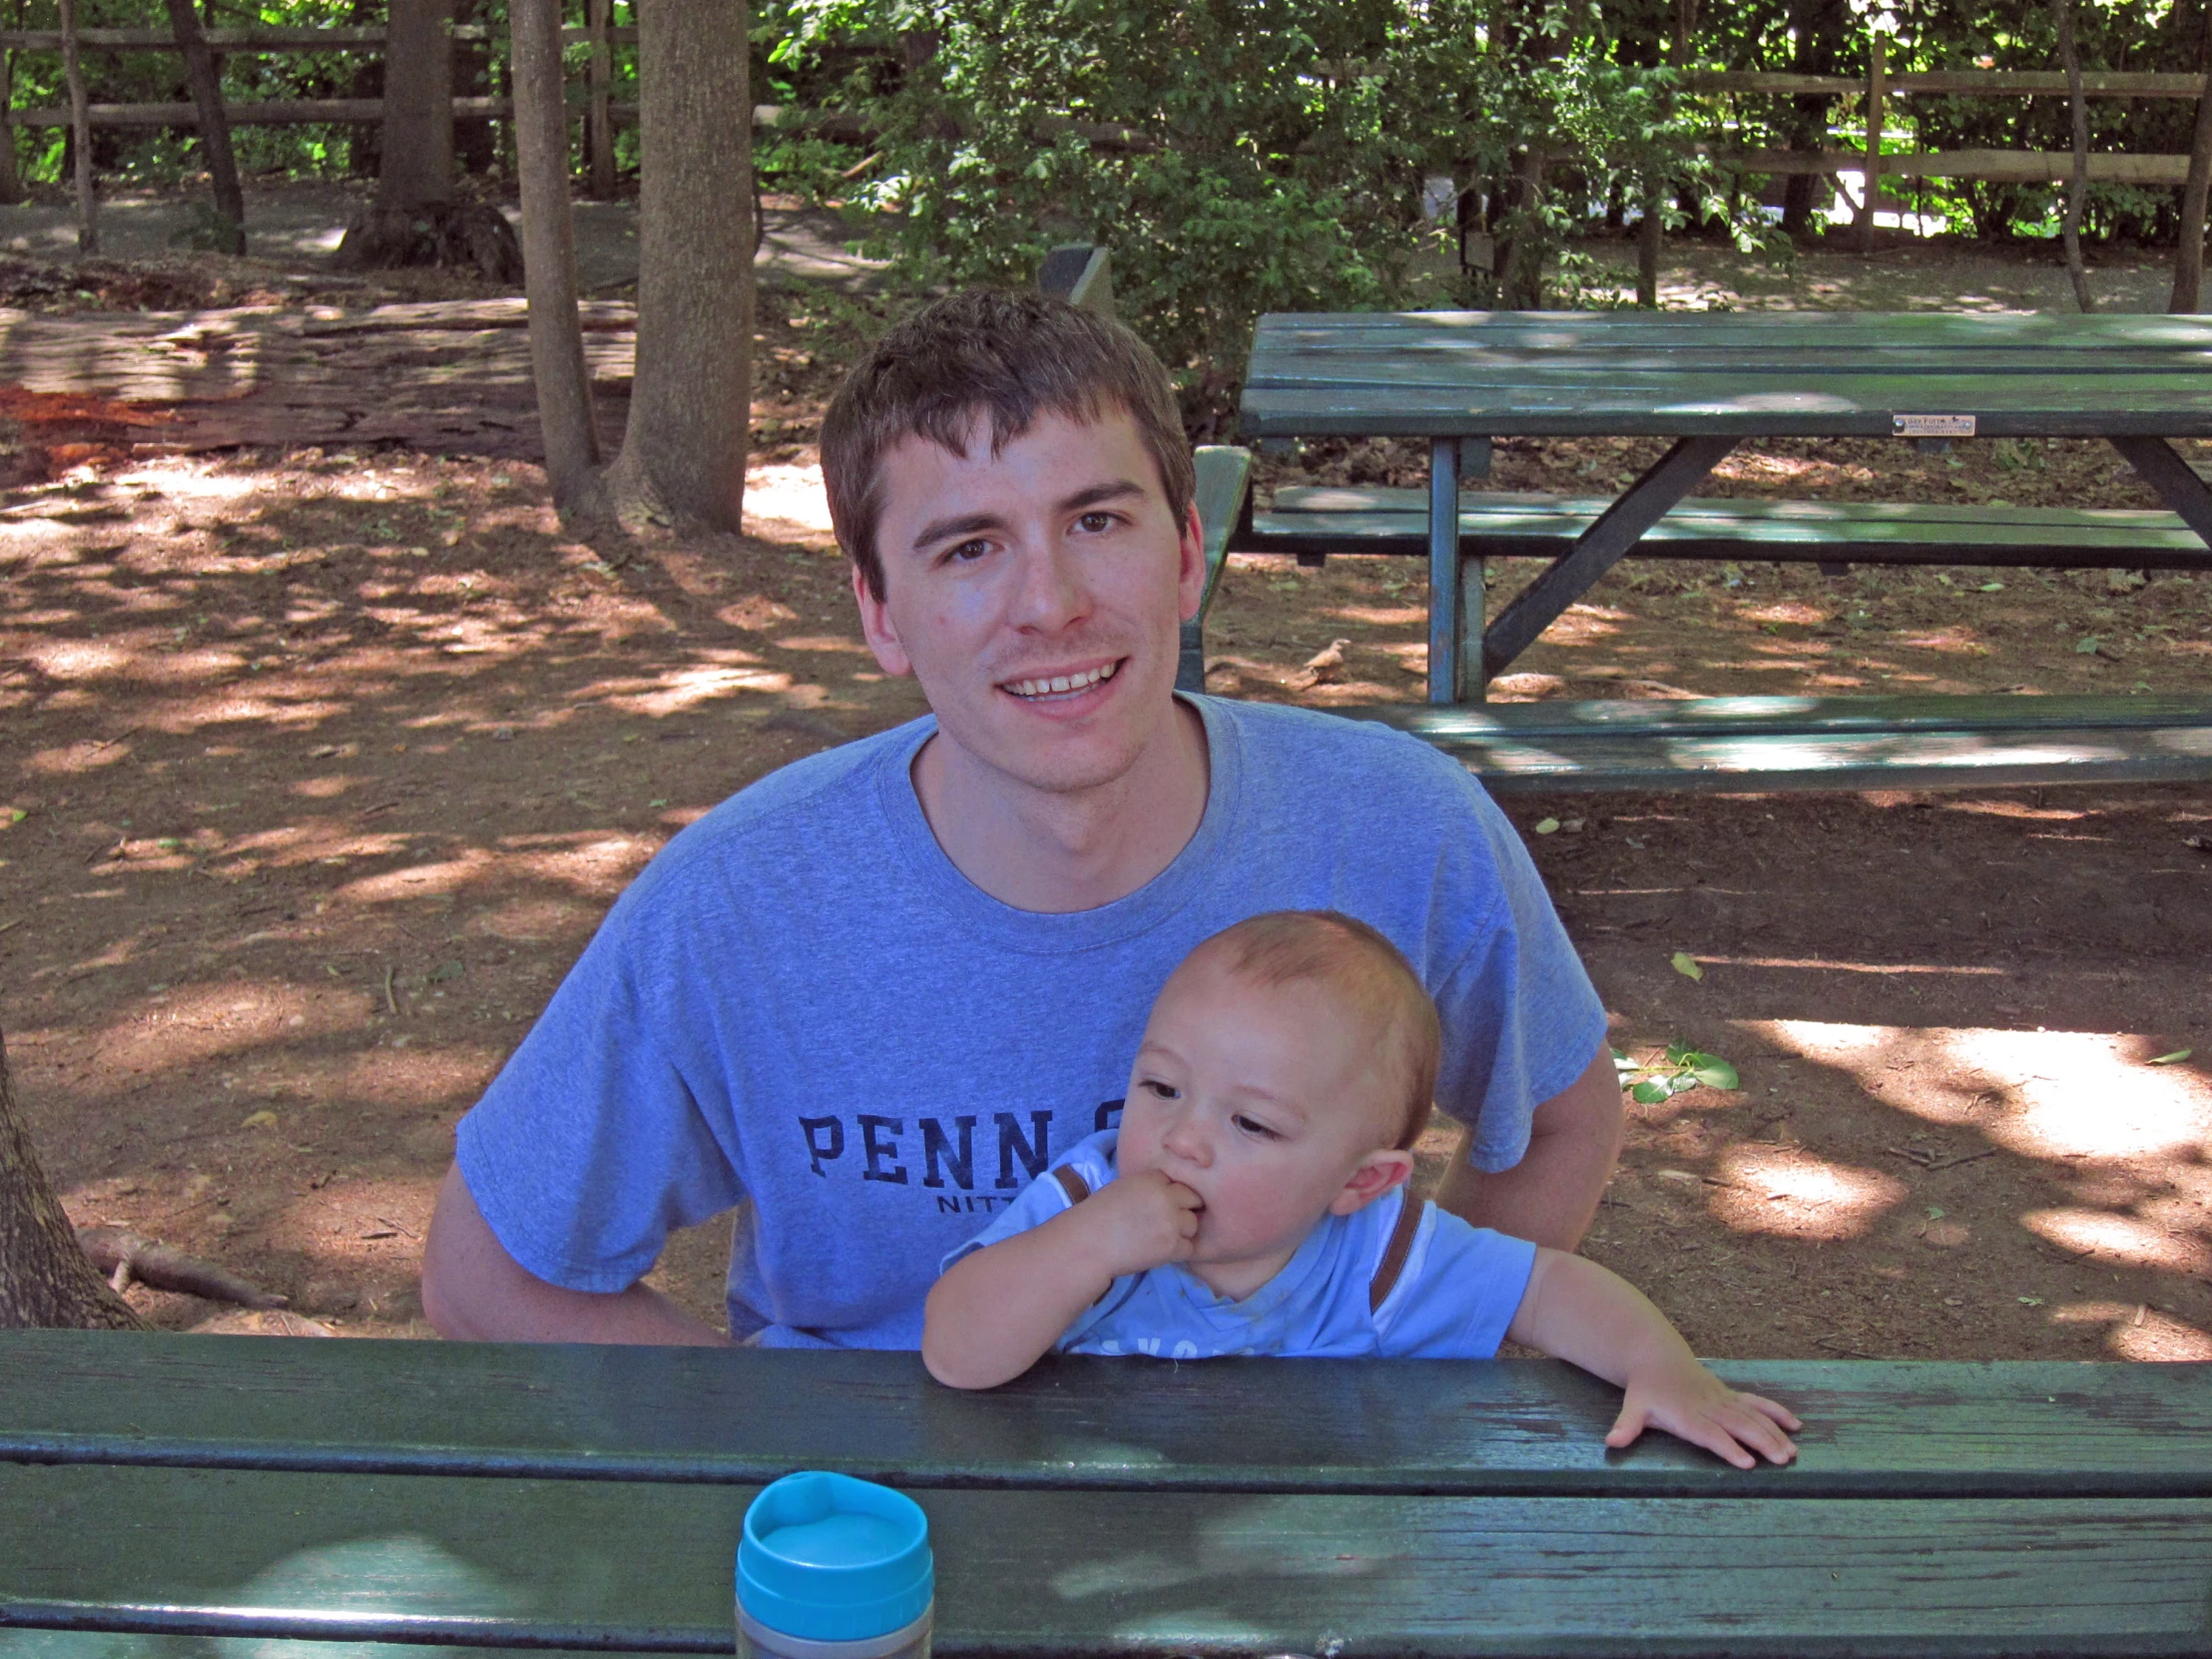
421;1164;733;1345
1434;1048;1623;1252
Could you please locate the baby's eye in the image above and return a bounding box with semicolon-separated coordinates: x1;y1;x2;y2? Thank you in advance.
1232;1114;1282;1140
1143;1079;1180;1100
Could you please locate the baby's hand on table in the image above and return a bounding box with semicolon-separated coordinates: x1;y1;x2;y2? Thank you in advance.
1606;1358;1801;1469
1074;1169;1201;1279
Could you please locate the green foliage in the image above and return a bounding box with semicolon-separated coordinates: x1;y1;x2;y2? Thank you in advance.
1616;1041;1741;1104
780;0;1733;419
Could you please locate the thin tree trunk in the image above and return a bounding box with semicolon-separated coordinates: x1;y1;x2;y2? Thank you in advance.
511;0;602;506
163;0;245;255
2055;0;2096;311
379;0;454;210
586;0;614;199
0;1026;144;1331
0;40;24;207
604;0;752;531
2172;34;2212;311
58;0;94;255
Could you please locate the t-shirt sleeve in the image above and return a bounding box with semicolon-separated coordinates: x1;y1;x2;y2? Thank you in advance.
938;1133;1114;1274
1372;1205;1538;1359
1432;775;1610;1171
937;1166;1076;1274
454;877;746;1294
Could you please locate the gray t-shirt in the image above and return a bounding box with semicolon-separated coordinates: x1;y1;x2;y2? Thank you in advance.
455;695;1606;1348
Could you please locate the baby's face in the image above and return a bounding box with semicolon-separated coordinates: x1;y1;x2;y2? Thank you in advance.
1116;956;1405;1299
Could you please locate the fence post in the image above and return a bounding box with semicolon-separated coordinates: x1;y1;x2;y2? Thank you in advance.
58;0;94;253
586;0;612;197
1859;28;1885;253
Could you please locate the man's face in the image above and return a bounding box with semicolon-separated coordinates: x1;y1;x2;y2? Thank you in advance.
853;408;1204;798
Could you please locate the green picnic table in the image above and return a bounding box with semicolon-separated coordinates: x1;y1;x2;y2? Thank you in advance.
1221;307;2212;792
4;1330;2212;1657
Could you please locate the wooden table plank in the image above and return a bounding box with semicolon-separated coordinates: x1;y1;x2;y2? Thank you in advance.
5;1335;2212;1498
1345;706;2212;794
5;1464;2212;1658
1241;310;2212;437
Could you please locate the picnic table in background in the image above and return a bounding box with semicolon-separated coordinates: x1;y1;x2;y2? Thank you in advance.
1214;306;2212;793
5;1331;2212;1657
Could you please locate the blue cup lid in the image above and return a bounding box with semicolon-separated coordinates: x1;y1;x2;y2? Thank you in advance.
738;1471;933;1642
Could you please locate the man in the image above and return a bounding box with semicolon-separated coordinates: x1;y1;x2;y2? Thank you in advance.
422;289;1619;1346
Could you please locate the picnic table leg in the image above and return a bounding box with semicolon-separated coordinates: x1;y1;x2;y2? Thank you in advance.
2106;435;2212;547
1479;433;1739;685
1428;436;1461;704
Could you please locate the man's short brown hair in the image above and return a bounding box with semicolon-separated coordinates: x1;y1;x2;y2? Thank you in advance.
821;288;1196;603
1186;910;1441;1150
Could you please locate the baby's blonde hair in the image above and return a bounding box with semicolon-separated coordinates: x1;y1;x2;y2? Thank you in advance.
1180;910;1440;1149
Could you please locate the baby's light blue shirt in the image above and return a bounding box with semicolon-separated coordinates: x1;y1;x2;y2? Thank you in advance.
944;1129;1538;1360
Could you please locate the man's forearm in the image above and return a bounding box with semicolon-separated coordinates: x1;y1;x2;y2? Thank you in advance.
421;1163;733;1346
1436;1048;1623;1251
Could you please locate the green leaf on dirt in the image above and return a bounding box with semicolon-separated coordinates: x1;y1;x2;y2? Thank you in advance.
2150;1048;2193;1065
1687;1054;1741;1089
1926;1205;1946;1220
1631;1080;1672;1104
2017;1296;2045;1307
0;809;23;829
1671;951;1705;981
1611;1049;1637;1073
240;1110;278;1130
1532;817;1560;835
425;959;465;983
2075;636;2101;654
1977;581;2004;592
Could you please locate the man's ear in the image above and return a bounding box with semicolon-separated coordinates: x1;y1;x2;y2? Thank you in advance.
1176;497;1207;624
851;560;914;678
1328;1149;1414;1216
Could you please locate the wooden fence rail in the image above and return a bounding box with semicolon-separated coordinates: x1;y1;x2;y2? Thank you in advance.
0;25;638;49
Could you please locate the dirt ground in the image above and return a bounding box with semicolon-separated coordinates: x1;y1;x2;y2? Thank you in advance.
2;225;2208;1368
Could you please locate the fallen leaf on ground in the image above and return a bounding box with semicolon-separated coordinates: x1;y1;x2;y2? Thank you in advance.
1532;817;1561;835
1671;951;1705;981
240;1110;278;1130
2150;1048;2194;1065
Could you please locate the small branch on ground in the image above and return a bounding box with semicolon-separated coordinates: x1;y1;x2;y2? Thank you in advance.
75;1226;288;1310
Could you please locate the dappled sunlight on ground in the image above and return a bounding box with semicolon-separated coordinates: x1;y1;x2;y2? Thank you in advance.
1709;1145;1909;1242
3;445;930;1333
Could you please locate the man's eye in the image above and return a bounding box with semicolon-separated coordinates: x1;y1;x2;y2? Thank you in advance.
1075;511;1116;533
1233;1115;1281;1140
942;538;989;564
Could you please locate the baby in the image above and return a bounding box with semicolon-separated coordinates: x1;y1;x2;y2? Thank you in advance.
922;908;1800;1469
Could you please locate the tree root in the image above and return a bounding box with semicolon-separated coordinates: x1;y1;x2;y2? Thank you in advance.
332;201;526;283
75;1226;287;1310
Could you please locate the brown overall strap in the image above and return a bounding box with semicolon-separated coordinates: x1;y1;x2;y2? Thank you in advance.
1052;1165;1092;1206
1368;1190;1425;1314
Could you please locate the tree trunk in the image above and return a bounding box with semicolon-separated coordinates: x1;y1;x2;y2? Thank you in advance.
585;0;615;199
58;0;94;255
2055;0;2096;312
512;0;602;507
163;0;246;255
1491;145;1547;310
603;0;752;531
0;1026;144;1331
378;0;453;210
2172;35;2212;311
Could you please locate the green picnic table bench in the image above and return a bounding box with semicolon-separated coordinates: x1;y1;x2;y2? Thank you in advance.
1217;303;2212;793
5;1330;2212;1657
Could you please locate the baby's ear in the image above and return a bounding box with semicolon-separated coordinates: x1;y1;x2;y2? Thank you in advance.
1329;1149;1415;1216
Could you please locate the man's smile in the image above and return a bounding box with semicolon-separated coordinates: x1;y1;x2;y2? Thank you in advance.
1000;659;1122;701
